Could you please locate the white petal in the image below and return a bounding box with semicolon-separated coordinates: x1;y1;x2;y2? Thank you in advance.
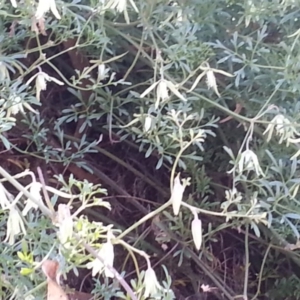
49;76;64;85
157;80;169;101
57;204;73;244
144;267;160;297
0;62;10;81
0;183;10;209
206;70;220;97
191;216;202;250
166;80;186;101
140;81;159;98
129;0;139;12
188;72;207;92
35;0;51;19
144;116;152;132
25;73;38;86
50;0;61;19
171;174;185;215
35;74;47;101
36;74;47;90
10;0;17;7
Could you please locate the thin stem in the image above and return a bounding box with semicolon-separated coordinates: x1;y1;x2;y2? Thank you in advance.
243;224;249;299
251;244;271;300
116;200;172;240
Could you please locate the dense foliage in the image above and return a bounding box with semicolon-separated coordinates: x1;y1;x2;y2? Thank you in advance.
1;0;300;299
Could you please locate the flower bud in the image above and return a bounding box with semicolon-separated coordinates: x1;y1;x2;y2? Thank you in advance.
191;214;202;251
144;115;152;132
171;174;185;215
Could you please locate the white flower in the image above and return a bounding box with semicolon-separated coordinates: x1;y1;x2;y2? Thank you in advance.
263;114;291;143
144;115;152;132
35;0;61;20
140;78;186;109
86;237;114;278
55;204;73;246
0;62;10;81
9;96;22;116
106;0;139;23
10;0;17;7
171;173;185;216
144;266;161;298
238;149;264;177
97;64;110;82
5;205;26;245
157;80;169;101
191;214;202;251
206;69;220;97
26;70;64;102
22;182;42;216
188;62;233;96
6;95;37;117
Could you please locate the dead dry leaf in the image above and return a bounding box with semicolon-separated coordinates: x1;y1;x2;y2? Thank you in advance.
42;260;69;300
41;260;94;300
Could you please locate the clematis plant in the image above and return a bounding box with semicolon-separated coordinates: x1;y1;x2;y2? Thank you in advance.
26;68;64;101
143;265;162;298
140;77;186;109
86;232;115;278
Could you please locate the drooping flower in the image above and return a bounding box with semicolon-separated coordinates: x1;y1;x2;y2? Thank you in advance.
143;266;161;298
206;69;219;97
56;204;73;246
86;233;115;278
263;114;291;143
170;173;185;216
35;0;61;20
5;205;26;245
6;95;37;117
140;78;186;109
191;213;202;251
22;182;43;216
188;62;233;97
144;115;152;132
26;69;64;101
97;64;110;82
238;149;264;177
157;80;169;101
